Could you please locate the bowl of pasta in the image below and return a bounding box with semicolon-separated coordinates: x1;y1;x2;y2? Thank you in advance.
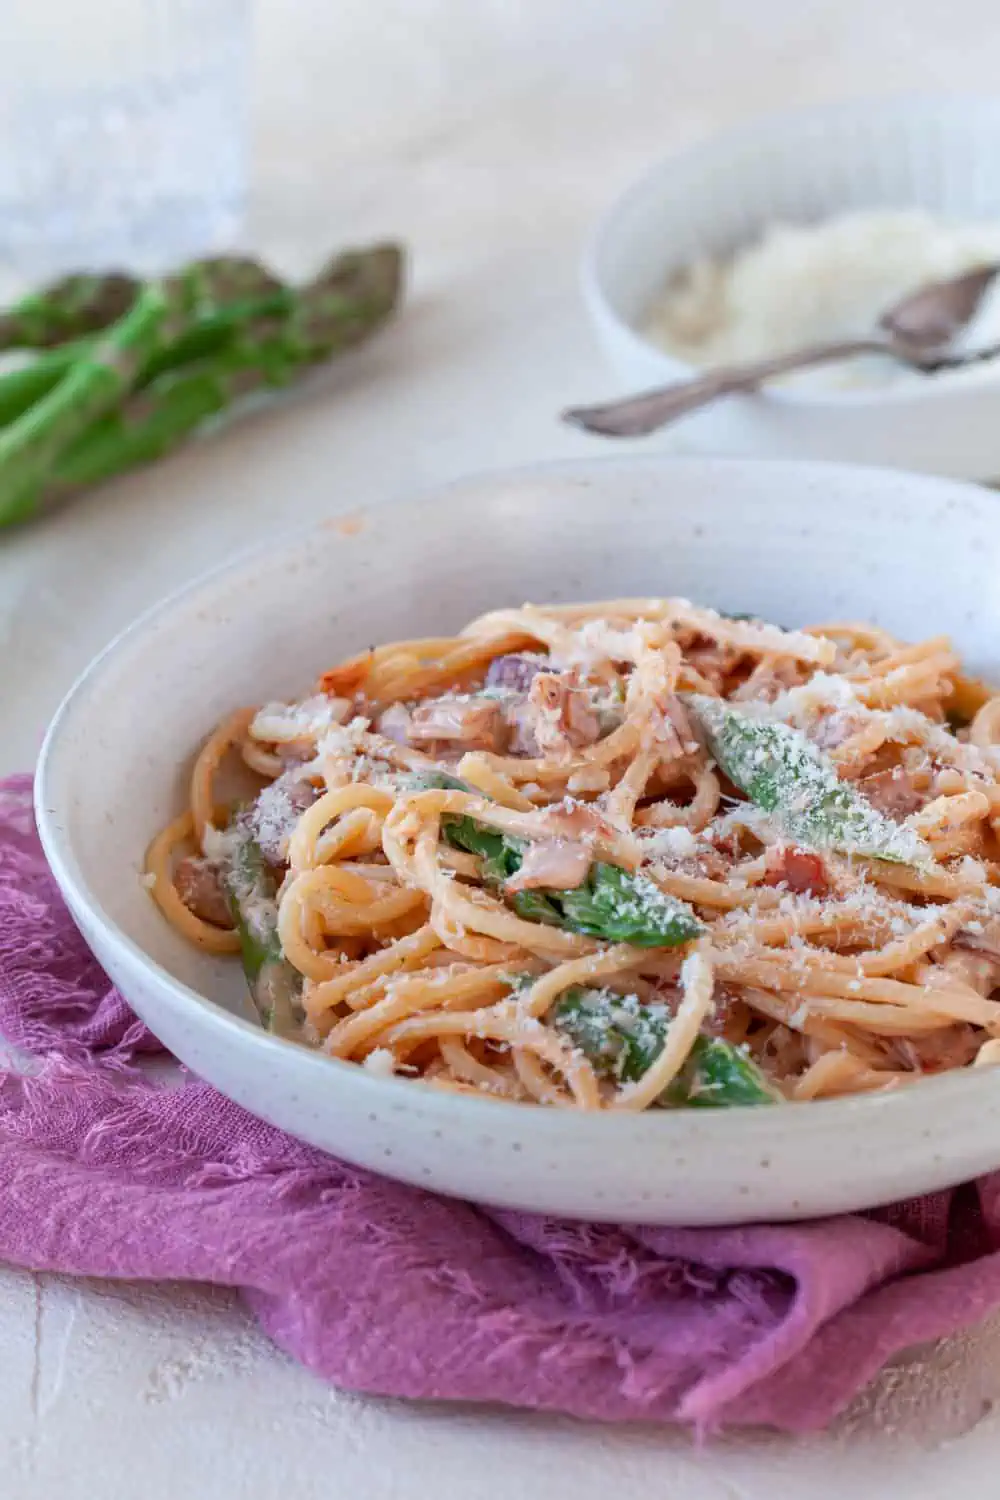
35;456;1000;1224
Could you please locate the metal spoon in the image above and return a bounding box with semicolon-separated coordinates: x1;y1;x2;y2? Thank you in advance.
563;263;1000;438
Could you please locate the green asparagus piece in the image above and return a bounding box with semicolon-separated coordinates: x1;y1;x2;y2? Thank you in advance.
0;256;282;349
165;256;285;319
441;815;702;947
0;343;93;426
551;986;670;1080
0;245;405;524
0;272;138;347
405;769;479;793
662;1035;779;1107
441;815;515;883
0;285;299;431
44;359;261;498
0;281;182;523
684;694;930;864
0;261;294;427
222;823;302;1035
0;247;402;434
141;247;400;375
552;986;776;1106
534;862;702;947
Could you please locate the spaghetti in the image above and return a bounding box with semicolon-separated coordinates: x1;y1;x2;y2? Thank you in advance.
145;597;1000;1108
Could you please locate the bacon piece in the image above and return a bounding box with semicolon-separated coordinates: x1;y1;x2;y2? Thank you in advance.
681;638;745;694
535;798;616;844
763;844;829;897
730;658;803;704
505;838;591;892
857;767;924;819
507;673;601;757
954;924;1000;964
890;1028;982;1074
175;856;231;928
408;696;505;751
653;694;700;757
693;844;731;879
808;708;867;751
485;653;547;693
375;702;413;744
949;922;1000;996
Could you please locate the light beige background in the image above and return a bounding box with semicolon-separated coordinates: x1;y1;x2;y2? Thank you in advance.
3;1;1000;1495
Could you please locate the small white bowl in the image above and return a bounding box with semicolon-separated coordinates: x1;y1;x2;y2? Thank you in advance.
582;96;1000;479
35;457;1000;1225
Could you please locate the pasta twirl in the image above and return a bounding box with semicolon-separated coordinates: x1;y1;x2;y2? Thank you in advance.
145;597;1000;1108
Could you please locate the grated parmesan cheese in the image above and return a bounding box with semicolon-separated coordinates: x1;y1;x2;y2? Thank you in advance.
671;600;836;666
639;825;700;861
363;1048;398;1078
251;779;307;861
312;716;372;762
252;694;347;741
644;208;1000;392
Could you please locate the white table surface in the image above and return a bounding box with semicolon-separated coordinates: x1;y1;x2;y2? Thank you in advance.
5;1;1000;1494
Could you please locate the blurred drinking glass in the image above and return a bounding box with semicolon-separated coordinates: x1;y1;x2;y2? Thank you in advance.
0;0;252;278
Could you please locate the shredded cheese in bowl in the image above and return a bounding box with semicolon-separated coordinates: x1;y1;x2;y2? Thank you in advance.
644;209;1000;391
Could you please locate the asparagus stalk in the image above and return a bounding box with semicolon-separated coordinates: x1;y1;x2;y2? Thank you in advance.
512;860;702;947
552;986;776;1106
0;281;183;521
0;246;401;423
0;255;283;349
0;244;405;526
0;284;293;430
222;824;302;1035
662;1036;779;1107
0;345;90;428
441;814;702;947
167;255;285;318
684;694;930;865
0;273;139;347
405;770;478;793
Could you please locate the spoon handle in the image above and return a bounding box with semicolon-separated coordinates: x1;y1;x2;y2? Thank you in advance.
562;338;893;438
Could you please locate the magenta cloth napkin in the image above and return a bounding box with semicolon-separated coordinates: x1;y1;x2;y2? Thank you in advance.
5;775;1000;1432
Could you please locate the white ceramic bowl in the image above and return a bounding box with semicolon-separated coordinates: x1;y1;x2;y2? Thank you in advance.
583;96;1000;480
35;456;1000;1225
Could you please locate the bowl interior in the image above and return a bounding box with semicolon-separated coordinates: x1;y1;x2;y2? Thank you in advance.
590;96;1000;364
41;455;1000;1031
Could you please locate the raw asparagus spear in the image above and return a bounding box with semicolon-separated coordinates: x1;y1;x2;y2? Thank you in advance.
0;245;405;525
0;342;94;427
0;256;282;349
0;272;139;347
552;986;776;1106
221;824;302;1035
441;815;702;947
0;281;306;433
684;694;930;864
135;247;389;386
137;287;292;383
166;256;285;319
0;246;393;441
0;281;182;522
